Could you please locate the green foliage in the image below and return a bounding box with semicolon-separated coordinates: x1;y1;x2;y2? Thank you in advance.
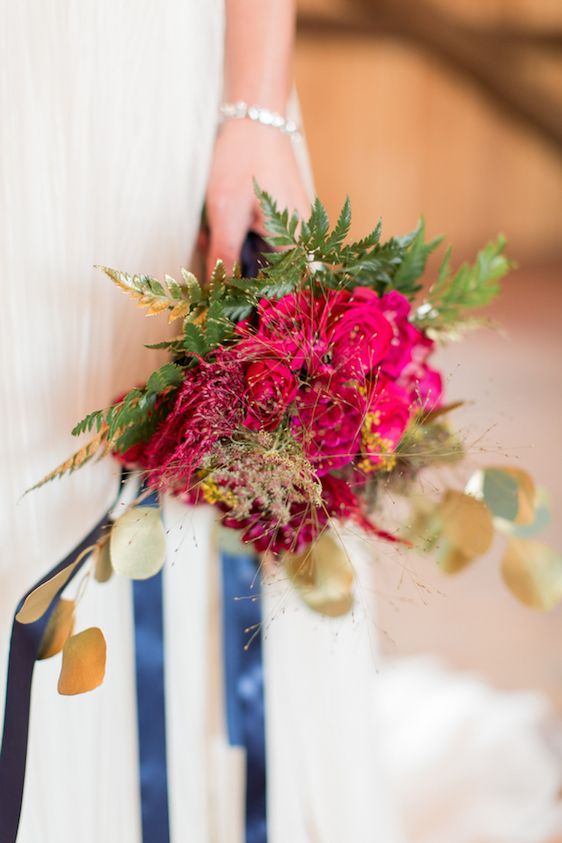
253;185;439;298
72;362;184;454
254;179;300;247
397;420;464;469
393;220;443;293
414;235;512;335
182;322;210;357
146;362;183;394
205;300;233;348
71;409;105;437
323;196;352;252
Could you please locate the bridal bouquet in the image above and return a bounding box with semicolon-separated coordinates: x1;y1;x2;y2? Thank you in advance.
23;187;560;690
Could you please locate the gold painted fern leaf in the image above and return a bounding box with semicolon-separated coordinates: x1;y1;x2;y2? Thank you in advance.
97;266;202;322
27;428;109;493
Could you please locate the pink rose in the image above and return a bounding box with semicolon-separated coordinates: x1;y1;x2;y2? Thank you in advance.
327;287;393;379
397;332;443;411
380;290;421;378
291;377;366;474
407;364;443;411
243;358;298;431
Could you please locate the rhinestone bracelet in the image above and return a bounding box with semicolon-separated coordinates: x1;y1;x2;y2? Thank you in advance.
218;101;301;138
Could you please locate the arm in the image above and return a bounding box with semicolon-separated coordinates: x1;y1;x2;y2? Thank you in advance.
205;0;311;274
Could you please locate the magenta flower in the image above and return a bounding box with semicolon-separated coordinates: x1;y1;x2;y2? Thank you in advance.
291;376;367;475
326;287;393;379
233;501;326;555
380;290;421;378
407;364;443;411
360;377;413;471
397;332;444;410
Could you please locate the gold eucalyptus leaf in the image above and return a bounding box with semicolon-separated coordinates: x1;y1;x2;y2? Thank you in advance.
405;499;442;552
110;506;166;580
507;487;551;540
37;599;75;660
284;532;354;618
438;490;494;558
501;538;562;611
15;546;93;624
57;627;107;695
93;538;113;583
437;542;473;574
505;467;536;526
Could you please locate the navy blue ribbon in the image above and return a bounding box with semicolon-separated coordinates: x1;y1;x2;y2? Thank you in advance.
0;507;114;843
221;549;267;843
132;489;170;842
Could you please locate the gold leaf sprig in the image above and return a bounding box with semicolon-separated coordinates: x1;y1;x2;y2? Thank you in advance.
26;427;109;493
408;467;562;611
98;265;202;323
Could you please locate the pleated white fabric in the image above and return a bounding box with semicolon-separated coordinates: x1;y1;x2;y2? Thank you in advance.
263;531;406;843
0;2;225;840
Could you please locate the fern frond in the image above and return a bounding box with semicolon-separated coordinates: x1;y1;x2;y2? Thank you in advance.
324;197;352;252
97;265;202;321
254;182;300;247
414;236;512;335
71;409;105;437
27;428;108;492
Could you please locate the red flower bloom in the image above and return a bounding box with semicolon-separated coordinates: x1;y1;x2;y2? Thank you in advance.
236;290;330;374
243;358;298;432
144;353;246;492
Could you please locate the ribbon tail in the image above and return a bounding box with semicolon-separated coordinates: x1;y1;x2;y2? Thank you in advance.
221;549;268;843
0;514;111;843
132;488;170;842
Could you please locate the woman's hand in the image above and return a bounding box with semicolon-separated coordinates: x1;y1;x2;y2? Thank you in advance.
204;119;311;276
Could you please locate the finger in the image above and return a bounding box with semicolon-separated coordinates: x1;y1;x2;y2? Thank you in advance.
206;200;252;278
196;225;209;256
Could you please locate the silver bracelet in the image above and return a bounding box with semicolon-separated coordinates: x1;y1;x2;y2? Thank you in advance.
218;101;301;138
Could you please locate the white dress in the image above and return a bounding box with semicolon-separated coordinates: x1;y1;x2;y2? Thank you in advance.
0;3;401;841
1;4;560;843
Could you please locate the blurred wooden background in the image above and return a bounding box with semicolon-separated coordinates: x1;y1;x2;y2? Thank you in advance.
295;0;562;264
295;0;562;723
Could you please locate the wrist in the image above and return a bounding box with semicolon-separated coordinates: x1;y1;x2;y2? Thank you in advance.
218;101;300;139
